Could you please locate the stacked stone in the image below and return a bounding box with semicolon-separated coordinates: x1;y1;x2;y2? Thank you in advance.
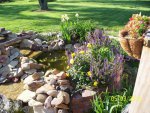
0;28;18;42
17;69;71;113
0;46;23;83
19;31;65;52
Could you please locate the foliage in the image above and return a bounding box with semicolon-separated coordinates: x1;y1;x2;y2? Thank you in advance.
120;13;150;39
91;89;131;113
60;13;96;44
66;29;124;90
0;0;11;2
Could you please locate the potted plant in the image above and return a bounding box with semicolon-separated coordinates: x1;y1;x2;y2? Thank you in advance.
119;13;150;59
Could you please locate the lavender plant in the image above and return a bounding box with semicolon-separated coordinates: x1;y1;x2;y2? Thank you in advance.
66;29;124;90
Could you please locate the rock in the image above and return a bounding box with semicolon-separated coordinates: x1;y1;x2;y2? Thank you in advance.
0;63;2;68
28;99;43;107
20;39;34;48
31;44;43;51
10;48;20;55
9;68;23;77
29;63;43;69
36;84;55;94
8;33;18;39
32;72;44;80
53;69;60;75
74;43;81;49
21;74;29;81
25;69;37;74
34;38;42;45
12;77;19;83
47;90;58;97
0;65;11;77
65;44;74;51
21;63;30;70
20;57;30;64
1;30;12;35
53;42;60;50
9;52;20;61
24;80;45;91
56;104;69;109
58;80;70;85
17;90;36;103
2;57;9;66
49;78;57;85
44;69;53;77
0;55;8;63
33;106;55;113
58;109;69;113
57;91;70;104
44;96;52;109
48;45;53;51
23;75;34;84
56;72;67;80
59;85;72;93
26;30;34;35
36;94;48;103
0;27;5;32
51;96;64;106
42;44;48;48
82;90;96;97
8;60;19;68
58;39;64;47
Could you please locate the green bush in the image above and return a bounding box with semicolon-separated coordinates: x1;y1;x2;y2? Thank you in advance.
66;29;124;90
61;13;96;44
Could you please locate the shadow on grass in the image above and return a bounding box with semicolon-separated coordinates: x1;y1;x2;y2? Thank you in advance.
0;0;150;31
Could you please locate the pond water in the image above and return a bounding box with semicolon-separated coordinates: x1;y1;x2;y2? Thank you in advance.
36;50;68;71
0;50;68;100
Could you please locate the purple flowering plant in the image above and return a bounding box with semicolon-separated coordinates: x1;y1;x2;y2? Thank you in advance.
66;29;124;90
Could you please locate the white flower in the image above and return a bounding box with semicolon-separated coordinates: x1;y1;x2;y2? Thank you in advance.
75;13;79;17
61;14;69;22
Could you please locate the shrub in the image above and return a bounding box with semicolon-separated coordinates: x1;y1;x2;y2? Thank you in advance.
61;13;96;44
66;29;124;90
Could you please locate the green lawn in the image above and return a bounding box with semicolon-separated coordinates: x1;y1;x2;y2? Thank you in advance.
0;0;150;34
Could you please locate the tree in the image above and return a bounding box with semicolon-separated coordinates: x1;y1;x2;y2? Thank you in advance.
38;0;48;10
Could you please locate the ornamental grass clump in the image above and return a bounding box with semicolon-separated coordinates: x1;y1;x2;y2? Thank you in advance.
66;29;124;90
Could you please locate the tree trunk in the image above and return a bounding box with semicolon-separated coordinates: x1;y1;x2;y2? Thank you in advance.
38;0;48;10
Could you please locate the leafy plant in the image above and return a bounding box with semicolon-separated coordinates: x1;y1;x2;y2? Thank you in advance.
91;89;131;113
60;13;96;44
66;29;124;90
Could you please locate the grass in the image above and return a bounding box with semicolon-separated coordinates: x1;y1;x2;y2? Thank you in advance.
0;0;150;35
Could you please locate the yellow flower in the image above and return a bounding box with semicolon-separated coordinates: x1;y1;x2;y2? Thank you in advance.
93;81;98;87
71;53;76;58
87;71;92;77
87;43;92;48
70;59;74;64
66;73;70;77
66;66;70;70
79;50;85;54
